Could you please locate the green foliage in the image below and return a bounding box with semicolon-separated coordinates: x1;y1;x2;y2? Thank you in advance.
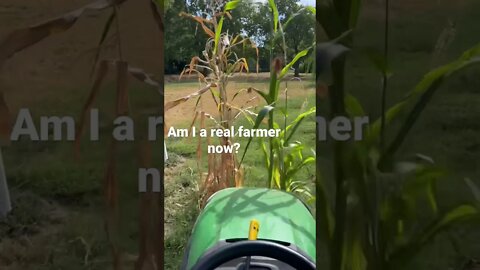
280;48;311;79
283;8;315;75
214;0;242;55
379;44;480;169
242;47;316;203
165;0;315;74
316;1;480;269
268;0;279;33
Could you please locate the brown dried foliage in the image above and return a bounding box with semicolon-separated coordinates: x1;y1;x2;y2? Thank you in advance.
0;0;165;269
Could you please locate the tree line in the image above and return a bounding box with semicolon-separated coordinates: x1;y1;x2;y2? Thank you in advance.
165;0;315;75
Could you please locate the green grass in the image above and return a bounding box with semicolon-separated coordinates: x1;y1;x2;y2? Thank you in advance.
164;157;200;270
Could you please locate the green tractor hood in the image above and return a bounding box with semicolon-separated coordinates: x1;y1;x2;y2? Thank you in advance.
183;187;316;269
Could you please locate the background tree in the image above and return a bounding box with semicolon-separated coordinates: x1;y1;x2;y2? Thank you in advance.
165;0;208;74
165;0;315;74
284;7;315;76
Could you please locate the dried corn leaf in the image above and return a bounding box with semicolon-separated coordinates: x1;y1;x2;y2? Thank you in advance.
91;9;116;77
188;111;200;144
235;167;244;187
104;60;131;270
179;12;215;38
74;60;109;156
180;68;206;83
104;140;122;270
0;0;127;66
189;56;200;71
135;140;153;270
104;141;118;210
150;0;164;32
197;111;206;168
103;60;160;88
115;61;129;116
165;84;215;111
128;66;162;94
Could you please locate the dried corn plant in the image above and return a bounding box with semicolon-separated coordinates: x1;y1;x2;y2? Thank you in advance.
0;0;165;269
165;0;259;207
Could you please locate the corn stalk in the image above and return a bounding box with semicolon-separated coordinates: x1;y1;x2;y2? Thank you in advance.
167;0;258;206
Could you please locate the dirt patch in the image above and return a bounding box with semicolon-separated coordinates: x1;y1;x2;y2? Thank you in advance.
164;154;198;236
0;192;66;269
164;154;200;269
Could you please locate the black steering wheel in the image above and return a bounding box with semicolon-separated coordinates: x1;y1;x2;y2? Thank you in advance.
191;240;316;270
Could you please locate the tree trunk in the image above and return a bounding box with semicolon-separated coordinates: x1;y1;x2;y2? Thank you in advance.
294;64;300;77
0;148;11;218
293;47;301;78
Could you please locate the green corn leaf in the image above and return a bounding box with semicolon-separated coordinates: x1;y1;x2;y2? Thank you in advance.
236;108;255;126
272;158;281;188
224;0;241;11
253;88;271;104
426;181;438;214
317;1;343;39
286;156;315;180
366;100;407;146
268;68;280;104
343;232;367;270
272;121;280;130
285;142;304;161
268;0;279;33
260;140;270;169
232;89;247;101
420;205;478;244
283;107;316;144
239;105;275;166
465;178;480;203
213;16;225;55
402;166;444;214
365;48;392;77
277;107;288;117
213;0;241;55
345;93;365;117
282;7;314;30
349;0;362;28
279;48;311;79
391;204;478;263
292;188;314;200
380;43;480;169
316;169;334;249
